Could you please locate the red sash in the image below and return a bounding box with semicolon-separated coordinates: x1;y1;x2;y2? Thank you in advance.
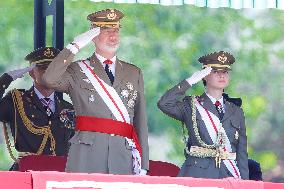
76;116;142;156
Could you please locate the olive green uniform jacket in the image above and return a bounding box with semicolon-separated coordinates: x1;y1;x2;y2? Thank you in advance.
41;48;149;174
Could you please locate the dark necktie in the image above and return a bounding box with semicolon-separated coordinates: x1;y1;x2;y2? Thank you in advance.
41;97;52;117
214;100;224;120
103;59;114;84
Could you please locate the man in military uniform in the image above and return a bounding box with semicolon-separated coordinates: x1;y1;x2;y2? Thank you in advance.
158;51;249;179
41;9;149;175
0;47;74;171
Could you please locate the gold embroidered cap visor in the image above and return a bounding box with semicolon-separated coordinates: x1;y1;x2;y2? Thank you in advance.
25;47;60;67
87;8;124;29
199;51;235;71
203;64;231;71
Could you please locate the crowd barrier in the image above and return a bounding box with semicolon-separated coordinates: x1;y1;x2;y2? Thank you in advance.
1;170;284;189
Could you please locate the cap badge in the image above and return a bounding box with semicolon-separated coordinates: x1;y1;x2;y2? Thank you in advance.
44;48;54;58
107;9;117;20
217;54;227;64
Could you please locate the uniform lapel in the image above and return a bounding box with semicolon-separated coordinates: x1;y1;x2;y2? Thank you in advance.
199;93;220;118
113;59;124;88
89;53;112;85
52;94;61;118
222;99;236;122
195;93;216;145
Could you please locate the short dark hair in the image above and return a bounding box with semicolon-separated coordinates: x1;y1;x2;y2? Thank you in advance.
202;79;206;86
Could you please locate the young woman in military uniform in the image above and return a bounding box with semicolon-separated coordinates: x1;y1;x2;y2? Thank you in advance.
158;51;249;179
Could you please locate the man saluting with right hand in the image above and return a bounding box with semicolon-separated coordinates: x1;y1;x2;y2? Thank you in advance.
41;8;149;175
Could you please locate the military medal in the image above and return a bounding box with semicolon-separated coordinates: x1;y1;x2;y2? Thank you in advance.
89;94;95;102
60;109;75;129
235;131;239;140
121;89;129;98
46;108;52;117
132;90;138;100
121;82;137;109
127;99;135;109
126;82;134;91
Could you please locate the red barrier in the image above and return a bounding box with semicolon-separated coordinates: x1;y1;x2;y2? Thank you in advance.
0;171;32;189
18;155;66;172
0;171;284;189
29;171;275;189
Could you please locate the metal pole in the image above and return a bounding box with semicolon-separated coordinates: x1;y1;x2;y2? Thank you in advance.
34;0;46;49
53;0;64;50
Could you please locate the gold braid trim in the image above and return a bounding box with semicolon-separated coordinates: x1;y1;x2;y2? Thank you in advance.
191;96;215;149
2;122;18;162
11;89;56;155
185;96;216;156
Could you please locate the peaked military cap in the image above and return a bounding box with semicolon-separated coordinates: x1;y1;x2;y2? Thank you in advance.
25;47;60;67
87;8;124;29
198;51;235;70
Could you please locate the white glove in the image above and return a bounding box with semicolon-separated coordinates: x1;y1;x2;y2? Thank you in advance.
186;67;212;86
7;65;35;80
139;169;148;176
66;27;101;54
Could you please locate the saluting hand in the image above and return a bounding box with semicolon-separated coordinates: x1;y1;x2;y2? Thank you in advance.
186;67;212;86
7;64;35;80
67;27;101;54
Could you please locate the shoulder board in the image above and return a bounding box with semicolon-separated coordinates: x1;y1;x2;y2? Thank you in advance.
118;59;141;72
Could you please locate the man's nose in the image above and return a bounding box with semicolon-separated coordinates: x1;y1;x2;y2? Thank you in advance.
218;72;225;77
109;34;118;40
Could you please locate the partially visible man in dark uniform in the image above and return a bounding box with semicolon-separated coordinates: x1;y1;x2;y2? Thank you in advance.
0;47;74;170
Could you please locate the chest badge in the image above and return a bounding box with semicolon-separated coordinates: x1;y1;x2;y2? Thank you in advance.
59;109;75;129
89;94;95;103
121;82;137;109
46;108;52;117
234;131;239;140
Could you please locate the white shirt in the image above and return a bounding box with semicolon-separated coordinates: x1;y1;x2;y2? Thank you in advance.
95;53;116;77
206;93;225;113
33;86;55;113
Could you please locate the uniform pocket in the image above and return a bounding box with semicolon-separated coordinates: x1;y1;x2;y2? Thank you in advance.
230;119;240;130
69;132;94;145
228;119;240;145
79;79;95;92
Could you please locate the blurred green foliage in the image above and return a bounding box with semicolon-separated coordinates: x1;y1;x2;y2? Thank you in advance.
0;0;284;182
